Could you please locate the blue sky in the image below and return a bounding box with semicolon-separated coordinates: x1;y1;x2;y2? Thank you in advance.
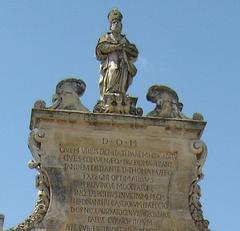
0;1;240;230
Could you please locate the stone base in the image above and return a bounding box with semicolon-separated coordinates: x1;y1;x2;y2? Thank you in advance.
93;93;143;116
8;109;210;231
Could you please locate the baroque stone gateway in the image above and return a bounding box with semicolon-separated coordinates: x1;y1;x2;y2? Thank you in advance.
4;9;210;231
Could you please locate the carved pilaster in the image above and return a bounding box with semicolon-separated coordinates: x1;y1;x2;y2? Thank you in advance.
189;140;210;231
8;129;50;231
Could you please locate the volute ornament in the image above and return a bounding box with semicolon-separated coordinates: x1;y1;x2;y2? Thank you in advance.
146;85;204;120
146;85;188;119
7;129;50;231
189;140;211;231
34;78;89;112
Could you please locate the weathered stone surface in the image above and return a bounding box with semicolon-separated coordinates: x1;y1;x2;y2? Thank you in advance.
146;85;204;121
0;214;4;231
93;93;143;116
9;108;210;231
96;9;138;99
94;9;141;116
34;78;89;112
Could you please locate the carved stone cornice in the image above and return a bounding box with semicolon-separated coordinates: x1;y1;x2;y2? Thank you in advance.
30;109;206;138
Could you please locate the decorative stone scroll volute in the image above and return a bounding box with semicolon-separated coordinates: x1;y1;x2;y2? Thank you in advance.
189;141;210;231
146;85;204;121
8;129;50;231
34;78;89;112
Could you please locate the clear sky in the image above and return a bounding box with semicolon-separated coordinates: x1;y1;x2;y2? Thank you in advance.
0;1;239;230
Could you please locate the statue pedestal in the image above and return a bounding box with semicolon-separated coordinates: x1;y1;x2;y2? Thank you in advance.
93;93;143;116
12;109;209;231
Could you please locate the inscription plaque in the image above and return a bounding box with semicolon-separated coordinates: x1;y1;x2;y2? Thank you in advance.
60;141;177;224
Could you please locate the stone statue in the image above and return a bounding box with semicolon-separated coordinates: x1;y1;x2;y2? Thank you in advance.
96;9;138;99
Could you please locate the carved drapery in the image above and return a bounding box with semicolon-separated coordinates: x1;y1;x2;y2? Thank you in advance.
8;129;50;231
189;140;211;231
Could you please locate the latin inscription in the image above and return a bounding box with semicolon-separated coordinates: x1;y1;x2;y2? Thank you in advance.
65;224;175;231
59;138;178;229
102;138;137;147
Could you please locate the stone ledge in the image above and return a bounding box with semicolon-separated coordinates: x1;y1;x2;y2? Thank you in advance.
30;109;206;137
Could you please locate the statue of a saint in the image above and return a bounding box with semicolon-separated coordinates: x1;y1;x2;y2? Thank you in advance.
96;9;139;99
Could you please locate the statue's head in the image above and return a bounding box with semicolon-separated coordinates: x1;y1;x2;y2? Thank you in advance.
108;9;123;33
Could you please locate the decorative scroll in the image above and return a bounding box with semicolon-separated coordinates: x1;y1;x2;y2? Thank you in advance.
8;129;50;231
146;85;204;120
189;140;211;231
34;78;89;112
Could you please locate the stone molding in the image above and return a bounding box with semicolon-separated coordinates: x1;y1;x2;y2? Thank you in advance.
30;109;206;138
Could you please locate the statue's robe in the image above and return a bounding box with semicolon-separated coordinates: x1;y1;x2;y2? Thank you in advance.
96;32;138;99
